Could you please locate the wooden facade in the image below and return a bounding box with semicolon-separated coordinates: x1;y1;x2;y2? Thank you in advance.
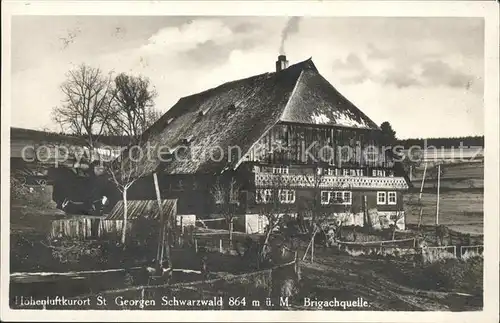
247;122;393;168
138;120;409;230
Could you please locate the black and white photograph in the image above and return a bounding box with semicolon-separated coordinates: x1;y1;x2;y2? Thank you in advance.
1;1;499;322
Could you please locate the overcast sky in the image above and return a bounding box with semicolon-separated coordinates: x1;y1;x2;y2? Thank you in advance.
11;16;484;139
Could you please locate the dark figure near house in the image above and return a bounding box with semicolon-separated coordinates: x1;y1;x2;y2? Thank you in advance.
413;247;423;268
297;212;306;233
413;239;427;267
200;255;209;280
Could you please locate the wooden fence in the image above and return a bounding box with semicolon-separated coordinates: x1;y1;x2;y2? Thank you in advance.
49;258;299;310
460;245;484;257
50;199;177;241
195;218;226;230
336;238;483;263
49;218;128;240
338;237;417;248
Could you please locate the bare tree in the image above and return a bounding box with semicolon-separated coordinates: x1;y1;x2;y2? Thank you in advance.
256;173;295;266
390;211;405;240
52;64;116;161
297;166;332;262
211;176;240;247
107;73;159;138
106;73;160;245
107;148;149;245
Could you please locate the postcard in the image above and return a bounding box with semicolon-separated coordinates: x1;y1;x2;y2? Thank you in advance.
1;1;499;322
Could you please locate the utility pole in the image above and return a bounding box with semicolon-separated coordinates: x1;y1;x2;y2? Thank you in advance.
436;164;441;225
419;163;427;200
417;163;427;230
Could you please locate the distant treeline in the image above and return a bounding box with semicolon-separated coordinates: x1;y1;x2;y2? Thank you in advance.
11;127;130;146
12;127;485;150
396;136;484;149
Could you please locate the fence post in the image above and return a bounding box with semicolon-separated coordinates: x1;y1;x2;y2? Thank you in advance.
195;239;198;253
294;251;300;281
219;239;222;253
311;236;314;263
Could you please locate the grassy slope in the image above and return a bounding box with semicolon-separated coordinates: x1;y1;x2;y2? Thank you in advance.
411;161;484;181
404;191;483;235
405;161;484;235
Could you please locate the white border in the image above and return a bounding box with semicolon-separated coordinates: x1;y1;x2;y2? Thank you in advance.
1;1;499;322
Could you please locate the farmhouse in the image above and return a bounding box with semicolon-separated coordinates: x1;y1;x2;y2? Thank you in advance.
120;55;410;232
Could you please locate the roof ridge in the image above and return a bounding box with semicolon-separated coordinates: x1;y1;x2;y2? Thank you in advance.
179;57;317;101
178;71;271;102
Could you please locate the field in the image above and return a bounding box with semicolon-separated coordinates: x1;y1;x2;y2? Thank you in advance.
404;191;483;235
410;161;484;189
406;161;484;235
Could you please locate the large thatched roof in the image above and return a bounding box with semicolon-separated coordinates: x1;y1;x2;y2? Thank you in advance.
132;58;380;175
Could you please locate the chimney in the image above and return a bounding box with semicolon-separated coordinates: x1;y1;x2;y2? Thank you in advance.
275;55;289;72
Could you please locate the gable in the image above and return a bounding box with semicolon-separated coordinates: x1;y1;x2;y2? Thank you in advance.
280;68;379;129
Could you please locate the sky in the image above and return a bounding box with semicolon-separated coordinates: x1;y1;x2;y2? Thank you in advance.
11;16;484;139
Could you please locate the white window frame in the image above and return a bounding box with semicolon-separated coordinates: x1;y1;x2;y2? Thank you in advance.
272;166;289;174
321;191;352;205
256;189;272;204
317;168;338;176
377;192;387;205
321;191;331;204
387;191;397;205
342;191;352;205
325;168;337;176
278;189;296;204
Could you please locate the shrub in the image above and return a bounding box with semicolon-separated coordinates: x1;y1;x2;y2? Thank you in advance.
422;248;456;264
11;176;56;209
421;256;483;294
49;239;108;265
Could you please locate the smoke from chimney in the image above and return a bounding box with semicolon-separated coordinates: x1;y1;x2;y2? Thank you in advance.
279;16;301;55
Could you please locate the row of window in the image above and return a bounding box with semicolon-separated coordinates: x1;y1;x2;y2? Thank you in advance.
269;166;393;177
256;189;398;205
320;191;352;205
377;191;397;205
256;189;296;204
